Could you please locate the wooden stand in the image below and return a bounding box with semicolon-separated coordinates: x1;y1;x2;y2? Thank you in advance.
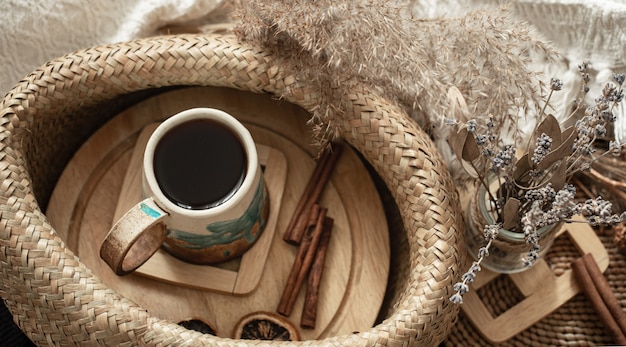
46;86;390;340
461;217;609;343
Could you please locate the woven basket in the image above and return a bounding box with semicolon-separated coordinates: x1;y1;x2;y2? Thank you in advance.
0;33;463;346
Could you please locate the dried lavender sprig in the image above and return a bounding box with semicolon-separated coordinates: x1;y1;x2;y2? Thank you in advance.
520;201;542;268
521;191;626;268
531;133;553;165
550;78;563;91
450;224;500;304
520;184;577;266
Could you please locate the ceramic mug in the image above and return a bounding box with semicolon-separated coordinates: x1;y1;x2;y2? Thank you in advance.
100;108;269;275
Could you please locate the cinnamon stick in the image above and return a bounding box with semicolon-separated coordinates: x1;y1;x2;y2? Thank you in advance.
571;254;626;345
277;205;327;316
284;143;343;244
581;253;626;335
282;148;331;243
301;216;333;329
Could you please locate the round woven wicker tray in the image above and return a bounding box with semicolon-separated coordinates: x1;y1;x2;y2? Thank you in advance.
0;33;463;346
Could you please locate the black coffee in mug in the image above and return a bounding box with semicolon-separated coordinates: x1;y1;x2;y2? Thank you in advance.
153;118;247;209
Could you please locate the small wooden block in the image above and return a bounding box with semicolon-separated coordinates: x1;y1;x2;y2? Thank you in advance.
462;216;609;343
509;258;555;296
113;123;288;295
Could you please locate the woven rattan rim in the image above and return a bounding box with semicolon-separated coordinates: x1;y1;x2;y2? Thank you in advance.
0;33;463;346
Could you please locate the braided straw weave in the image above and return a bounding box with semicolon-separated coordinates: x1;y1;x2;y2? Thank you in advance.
0;33;463;346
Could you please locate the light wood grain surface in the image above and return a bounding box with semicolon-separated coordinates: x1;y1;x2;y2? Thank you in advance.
46;86;390;340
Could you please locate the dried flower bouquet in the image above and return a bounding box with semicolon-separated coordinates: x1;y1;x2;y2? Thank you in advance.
450;62;626;304
234;1;556;149
230;0;626;305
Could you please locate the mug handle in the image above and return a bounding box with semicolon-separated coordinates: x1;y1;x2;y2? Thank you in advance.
100;198;168;275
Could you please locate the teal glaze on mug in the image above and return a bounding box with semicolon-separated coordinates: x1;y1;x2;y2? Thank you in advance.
162;175;269;264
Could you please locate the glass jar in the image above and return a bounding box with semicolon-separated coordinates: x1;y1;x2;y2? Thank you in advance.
465;183;560;274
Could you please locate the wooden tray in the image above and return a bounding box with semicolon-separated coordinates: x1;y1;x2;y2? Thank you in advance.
46;86;390;340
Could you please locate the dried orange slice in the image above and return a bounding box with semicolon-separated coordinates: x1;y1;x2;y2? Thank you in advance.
233;311;301;341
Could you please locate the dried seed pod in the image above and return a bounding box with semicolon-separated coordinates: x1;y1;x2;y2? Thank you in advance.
233;311;301;341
